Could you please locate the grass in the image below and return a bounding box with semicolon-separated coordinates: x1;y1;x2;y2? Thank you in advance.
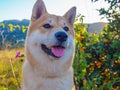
0;48;24;90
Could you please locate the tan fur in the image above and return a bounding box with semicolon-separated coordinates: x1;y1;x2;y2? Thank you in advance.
22;0;76;90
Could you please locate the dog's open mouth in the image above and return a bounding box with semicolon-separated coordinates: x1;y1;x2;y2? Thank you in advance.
41;44;65;58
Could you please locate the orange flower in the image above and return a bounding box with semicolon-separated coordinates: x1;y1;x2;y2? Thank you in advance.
103;38;108;43
115;59;120;64
104;79;108;83
118;59;120;63
95;61;102;67
104;68;110;75
77;34;84;41
80;47;85;53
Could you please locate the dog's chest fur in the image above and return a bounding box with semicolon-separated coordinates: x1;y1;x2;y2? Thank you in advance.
23;61;73;90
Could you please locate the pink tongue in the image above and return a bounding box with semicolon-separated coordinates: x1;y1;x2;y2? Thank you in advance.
52;47;65;57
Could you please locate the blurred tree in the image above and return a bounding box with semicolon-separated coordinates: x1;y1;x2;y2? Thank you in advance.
14;25;21;30
22;26;28;33
91;0;120;22
8;23;14;32
0;23;5;29
73;0;120;89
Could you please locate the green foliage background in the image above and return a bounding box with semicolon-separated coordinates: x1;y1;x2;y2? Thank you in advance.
73;0;120;89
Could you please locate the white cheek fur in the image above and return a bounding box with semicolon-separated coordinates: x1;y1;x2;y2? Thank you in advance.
28;30;47;45
29;30;58;47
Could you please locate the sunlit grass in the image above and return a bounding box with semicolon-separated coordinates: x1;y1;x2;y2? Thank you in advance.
0;48;24;90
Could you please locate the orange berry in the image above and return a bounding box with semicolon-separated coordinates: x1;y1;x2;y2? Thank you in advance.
104;79;108;82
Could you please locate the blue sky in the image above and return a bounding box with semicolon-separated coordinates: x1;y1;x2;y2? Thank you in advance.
0;0;109;23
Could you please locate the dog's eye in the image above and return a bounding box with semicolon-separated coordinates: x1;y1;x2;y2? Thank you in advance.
43;23;51;29
63;26;69;32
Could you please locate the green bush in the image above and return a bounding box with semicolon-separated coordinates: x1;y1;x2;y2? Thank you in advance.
73;15;120;90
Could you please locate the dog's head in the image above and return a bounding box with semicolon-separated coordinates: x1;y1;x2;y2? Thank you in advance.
26;0;76;60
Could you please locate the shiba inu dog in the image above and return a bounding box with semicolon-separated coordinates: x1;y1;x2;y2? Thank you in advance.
22;0;76;90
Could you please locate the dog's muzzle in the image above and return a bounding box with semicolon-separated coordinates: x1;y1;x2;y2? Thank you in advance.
41;44;65;58
41;31;68;58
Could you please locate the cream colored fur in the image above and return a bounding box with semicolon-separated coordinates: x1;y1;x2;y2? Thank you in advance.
22;0;76;90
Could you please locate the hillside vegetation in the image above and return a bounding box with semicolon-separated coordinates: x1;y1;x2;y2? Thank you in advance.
0;19;29;49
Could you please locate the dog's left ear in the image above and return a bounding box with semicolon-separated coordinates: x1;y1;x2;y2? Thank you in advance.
64;7;76;25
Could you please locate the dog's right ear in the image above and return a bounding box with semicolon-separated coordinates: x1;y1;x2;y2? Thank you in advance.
31;0;47;21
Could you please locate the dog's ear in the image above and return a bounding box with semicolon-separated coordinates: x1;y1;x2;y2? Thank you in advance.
31;0;47;21
64;7;76;25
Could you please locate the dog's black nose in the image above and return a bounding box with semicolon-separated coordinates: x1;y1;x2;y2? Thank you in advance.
55;31;68;42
